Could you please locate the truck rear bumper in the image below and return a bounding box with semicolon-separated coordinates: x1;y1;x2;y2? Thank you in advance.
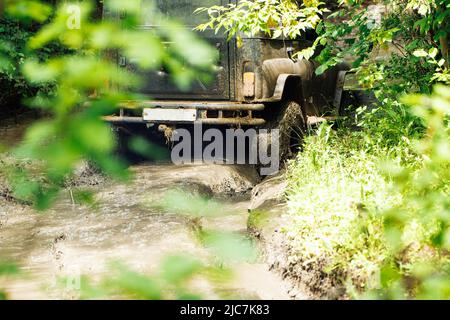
104;101;266;126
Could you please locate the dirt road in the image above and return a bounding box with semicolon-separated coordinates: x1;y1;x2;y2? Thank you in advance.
0;114;308;300
0;162;302;300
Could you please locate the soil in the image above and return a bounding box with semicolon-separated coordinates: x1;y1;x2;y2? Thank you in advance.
0;112;39;147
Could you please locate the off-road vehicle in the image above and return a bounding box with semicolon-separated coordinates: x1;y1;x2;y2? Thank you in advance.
104;0;350;160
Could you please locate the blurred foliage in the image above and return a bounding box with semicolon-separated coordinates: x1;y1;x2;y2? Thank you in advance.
369;85;450;299
1;0;447;301
74;255;241;300
76;256;206;300
0;261;21;300
199;230;257;264
150;188;257;264
149;188;225;217
0;0;216;209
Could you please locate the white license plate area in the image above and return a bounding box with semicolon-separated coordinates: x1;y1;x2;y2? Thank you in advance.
143;108;197;122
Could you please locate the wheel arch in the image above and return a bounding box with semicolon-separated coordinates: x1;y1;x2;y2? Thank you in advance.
265;74;307;120
276;74;304;103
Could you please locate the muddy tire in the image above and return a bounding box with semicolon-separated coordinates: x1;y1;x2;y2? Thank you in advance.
261;100;306;162
110;124;128;156
110;123;142;162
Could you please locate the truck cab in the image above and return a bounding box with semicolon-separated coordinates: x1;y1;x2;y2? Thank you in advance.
104;0;349;159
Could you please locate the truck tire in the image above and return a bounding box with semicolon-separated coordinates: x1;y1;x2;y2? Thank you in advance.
110;123;143;163
260;100;306;164
110;124;128;157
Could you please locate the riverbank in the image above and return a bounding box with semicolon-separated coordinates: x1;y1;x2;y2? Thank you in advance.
247;173;345;300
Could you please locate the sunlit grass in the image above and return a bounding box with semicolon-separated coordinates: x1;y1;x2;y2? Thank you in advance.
285;86;450;298
285;126;395;291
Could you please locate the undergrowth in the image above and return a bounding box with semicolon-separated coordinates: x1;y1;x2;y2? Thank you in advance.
286;126;396;292
285;86;450;299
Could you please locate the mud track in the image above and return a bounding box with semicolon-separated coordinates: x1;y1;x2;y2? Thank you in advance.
0;162;305;300
0;115;312;300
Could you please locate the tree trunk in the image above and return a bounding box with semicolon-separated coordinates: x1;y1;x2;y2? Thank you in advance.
440;35;449;68
438;3;449;68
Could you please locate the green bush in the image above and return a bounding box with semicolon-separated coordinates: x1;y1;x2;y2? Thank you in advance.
0;17;60;116
373;86;450;299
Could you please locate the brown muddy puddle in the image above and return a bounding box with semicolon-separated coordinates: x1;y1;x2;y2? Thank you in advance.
0;113;38;148
0;163;294;300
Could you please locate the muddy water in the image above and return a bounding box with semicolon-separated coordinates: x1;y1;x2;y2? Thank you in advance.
0;113;37;148
0;163;294;300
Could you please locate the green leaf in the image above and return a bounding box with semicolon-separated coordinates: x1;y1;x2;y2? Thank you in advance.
413;49;428;58
428;48;439;59
200;231;256;263
160;256;203;284
0;262;20;276
315;63;329;75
